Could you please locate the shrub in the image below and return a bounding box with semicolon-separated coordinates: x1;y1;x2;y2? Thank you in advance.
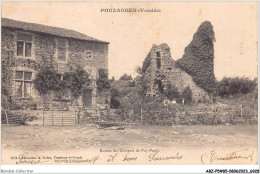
216;77;257;97
165;84;180;101
24;115;38;122
110;88;120;109
181;86;193;104
134;71;150;99
96;68;111;93
1;92;12;109
11;99;37;110
110;98;120;109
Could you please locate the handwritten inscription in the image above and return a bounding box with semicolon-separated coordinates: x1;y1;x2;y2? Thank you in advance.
107;153;118;162
201;149;254;164
16;152;49;164
11;149;255;164
12;151;182;164
149;152;183;162
54;156;101;164
123;153;138;162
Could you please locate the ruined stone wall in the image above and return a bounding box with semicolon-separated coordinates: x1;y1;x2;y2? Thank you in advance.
1;27;109;109
167;66;210;102
146;43;210;102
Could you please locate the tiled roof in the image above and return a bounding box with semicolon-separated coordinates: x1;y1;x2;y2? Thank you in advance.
2;18;109;44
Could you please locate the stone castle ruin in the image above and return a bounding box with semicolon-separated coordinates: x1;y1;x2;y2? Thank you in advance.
143;43;210;102
142;21;215;102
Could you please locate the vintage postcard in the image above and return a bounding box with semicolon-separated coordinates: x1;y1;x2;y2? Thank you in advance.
1;0;258;170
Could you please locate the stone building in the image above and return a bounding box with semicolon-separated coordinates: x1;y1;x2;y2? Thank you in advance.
1;18;110;110
142;43;210;102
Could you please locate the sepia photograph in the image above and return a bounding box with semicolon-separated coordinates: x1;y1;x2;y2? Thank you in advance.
0;1;258;171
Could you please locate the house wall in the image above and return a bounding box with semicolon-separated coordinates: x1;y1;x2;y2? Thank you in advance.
146;43;210;102
68;39;109;108
1;27;109;110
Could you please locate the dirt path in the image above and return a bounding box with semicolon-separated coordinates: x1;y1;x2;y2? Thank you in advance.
2;124;258;151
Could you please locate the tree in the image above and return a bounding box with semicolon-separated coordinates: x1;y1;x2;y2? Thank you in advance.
134;66;150;100
240;77;257;94
111;76;115;82
119;73;132;81
216;77;230;97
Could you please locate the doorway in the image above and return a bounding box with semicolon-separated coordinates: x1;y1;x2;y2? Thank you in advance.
82;89;92;108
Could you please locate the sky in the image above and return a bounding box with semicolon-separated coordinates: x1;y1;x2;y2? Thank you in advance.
1;1;258;80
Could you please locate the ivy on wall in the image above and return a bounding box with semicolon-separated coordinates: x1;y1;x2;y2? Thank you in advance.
1;50;15;108
96;68;111;93
176;21;216;93
34;57;89;99
33;66;62;95
64;69;89;98
142;52;151;73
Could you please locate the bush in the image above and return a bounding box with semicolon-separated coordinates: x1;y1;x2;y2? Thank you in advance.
1;93;12;109
181;86;193;104
141;102;177;125
96;68;111;93
165;84;180;101
11;99;37;110
110;88;120;109
24;115;38;122
216;77;257;97
110;98;120;109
